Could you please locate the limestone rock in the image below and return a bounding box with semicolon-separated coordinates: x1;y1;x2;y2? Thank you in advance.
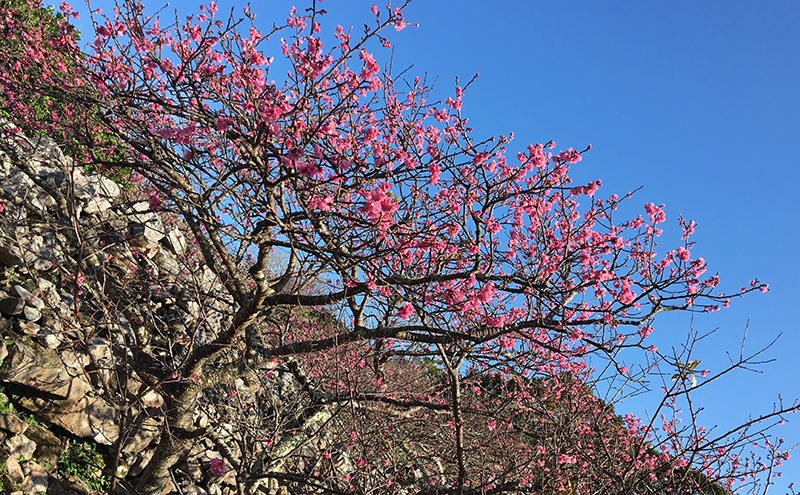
36;279;63;309
23;233;62;272
0;412;28;435
71;169;120;215
24;422;64;469
152;248;182;276
21;461;49;494
37;309;63;334
127;374;165;410
128;220;165;247
57;474;93;495
41;332;63;349
17;393;119;445
6;433;37;460
10;285;45;309
60;349;90;376
164;227;188;256
0;336;90;400
124;201;166;247
87;338;112;364
5;455;24;483
183;485;209;495
22;306;42;322
84;196;113;215
0;122;275;491
18;320;41;335
0;336;81;399
181;457;203;482
127;447;155;477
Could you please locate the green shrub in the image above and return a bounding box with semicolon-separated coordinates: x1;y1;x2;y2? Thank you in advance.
59;440;109;492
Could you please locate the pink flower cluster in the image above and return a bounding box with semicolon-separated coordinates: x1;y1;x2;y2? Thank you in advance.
554;148;582;164
209;458;226;476
359;183;398;225
397;303;414;319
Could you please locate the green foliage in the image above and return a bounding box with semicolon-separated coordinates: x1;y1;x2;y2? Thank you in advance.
21;410;39;426
413;356;446;380
0;386;13;415
0;386;39;424
3;266;28;285
58;440;110;492
0;463;7;493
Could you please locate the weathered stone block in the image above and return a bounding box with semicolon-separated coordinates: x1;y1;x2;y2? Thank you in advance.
10;285;45;310
0;336;88;400
16;394;119;445
6;433;36;460
0;413;28;435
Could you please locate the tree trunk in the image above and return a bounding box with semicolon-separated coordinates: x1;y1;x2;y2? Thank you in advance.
135;431;191;495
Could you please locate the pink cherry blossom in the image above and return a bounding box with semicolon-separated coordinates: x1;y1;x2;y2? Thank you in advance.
398;303;414;319
209;458;226;476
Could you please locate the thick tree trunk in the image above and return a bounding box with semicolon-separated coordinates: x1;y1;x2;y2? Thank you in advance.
135;430;191;495
135;391;197;495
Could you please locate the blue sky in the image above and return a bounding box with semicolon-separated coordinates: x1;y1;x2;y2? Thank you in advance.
62;0;800;488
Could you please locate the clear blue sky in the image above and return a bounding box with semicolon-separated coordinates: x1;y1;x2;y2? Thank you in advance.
63;0;800;489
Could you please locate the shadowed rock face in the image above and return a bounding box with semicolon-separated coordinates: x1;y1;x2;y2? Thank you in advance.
23;422;64;467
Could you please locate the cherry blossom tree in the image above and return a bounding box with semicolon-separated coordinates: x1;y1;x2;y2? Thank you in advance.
0;1;795;494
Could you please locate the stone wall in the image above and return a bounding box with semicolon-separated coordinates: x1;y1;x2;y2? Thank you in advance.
0;121;266;494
